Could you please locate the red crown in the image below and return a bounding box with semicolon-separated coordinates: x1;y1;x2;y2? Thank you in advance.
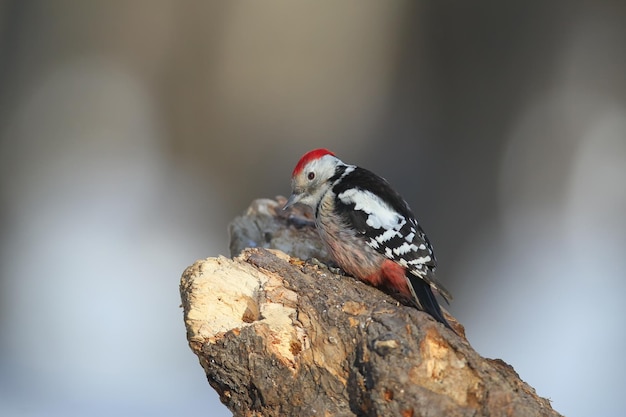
292;148;335;177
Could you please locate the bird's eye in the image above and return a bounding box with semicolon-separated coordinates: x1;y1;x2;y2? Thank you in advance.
307;172;315;180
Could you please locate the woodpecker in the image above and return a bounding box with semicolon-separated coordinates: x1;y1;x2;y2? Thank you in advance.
284;148;454;330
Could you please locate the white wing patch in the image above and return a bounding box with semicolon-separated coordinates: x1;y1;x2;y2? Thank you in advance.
338;187;434;273
338;188;406;231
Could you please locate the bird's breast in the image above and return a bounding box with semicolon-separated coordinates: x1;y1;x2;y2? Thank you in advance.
315;197;384;284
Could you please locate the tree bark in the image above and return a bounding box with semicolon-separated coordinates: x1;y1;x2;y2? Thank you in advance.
180;197;562;417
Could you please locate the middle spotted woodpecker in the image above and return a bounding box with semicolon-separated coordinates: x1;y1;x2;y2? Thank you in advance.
284;148;454;331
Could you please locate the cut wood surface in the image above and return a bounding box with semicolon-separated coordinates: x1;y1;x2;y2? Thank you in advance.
180;197;562;417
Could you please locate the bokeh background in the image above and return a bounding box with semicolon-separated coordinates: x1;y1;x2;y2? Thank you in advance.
1;2;625;416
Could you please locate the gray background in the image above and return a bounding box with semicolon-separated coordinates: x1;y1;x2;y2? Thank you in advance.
1;2;625;416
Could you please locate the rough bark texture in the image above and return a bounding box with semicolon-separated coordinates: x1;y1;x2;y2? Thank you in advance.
180;197;562;417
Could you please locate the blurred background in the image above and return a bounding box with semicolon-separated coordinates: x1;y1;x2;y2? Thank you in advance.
0;1;625;416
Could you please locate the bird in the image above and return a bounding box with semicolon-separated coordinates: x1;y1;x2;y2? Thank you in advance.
283;148;454;331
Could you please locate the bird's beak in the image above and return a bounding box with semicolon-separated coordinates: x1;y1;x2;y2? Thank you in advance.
283;193;300;210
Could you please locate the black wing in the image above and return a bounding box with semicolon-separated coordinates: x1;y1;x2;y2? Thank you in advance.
332;167;452;303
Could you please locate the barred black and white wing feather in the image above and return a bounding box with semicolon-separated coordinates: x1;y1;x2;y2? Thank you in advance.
331;166;453;306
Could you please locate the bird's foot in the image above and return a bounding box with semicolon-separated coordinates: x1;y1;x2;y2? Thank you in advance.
308;257;346;275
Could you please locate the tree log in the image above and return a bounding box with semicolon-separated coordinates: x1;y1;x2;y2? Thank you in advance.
180;197;562;417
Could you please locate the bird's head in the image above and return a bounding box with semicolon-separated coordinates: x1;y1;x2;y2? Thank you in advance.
283;148;341;210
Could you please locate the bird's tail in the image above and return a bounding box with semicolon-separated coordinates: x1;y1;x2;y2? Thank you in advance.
407;274;455;332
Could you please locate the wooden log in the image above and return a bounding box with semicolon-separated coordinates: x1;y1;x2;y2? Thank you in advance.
180;197;562;417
